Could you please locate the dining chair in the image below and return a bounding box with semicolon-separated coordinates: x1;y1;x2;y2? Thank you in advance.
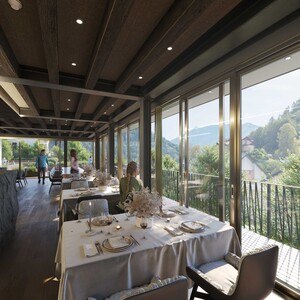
77;197;109;220
49;169;62;193
15;170;23;189
71;179;88;189
186;244;279;300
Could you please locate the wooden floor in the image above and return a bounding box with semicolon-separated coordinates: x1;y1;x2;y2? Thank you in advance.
0;178;295;299
0;178;60;300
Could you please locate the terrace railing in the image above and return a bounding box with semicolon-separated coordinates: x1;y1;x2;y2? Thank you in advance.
162;169;299;248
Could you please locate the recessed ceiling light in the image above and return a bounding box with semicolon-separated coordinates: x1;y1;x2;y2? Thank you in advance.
67;108;69;111
65;123;67;126
208;90;212;94
50;119;52;122
67;98;71;102
167;46;173;51
104;112;106;114
71;62;76;66
138;76;143;80
76;19;83;25
285;56;291;61
111;104;114;107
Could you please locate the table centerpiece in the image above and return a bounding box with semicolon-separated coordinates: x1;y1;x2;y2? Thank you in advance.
93;170;112;191
124;187;162;228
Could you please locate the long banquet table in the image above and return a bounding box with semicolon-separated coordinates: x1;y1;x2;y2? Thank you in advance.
55;198;241;300
59;187;121;226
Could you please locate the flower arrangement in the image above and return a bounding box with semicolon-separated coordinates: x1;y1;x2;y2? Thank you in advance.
124;187;162;218
93;170;112;186
82;164;95;177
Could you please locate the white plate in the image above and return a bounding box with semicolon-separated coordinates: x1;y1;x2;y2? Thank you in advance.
102;236;134;252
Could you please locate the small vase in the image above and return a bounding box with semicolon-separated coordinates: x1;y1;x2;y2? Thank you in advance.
135;216;153;228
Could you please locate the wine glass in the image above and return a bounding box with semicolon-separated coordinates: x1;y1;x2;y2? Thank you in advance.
140;217;148;239
125;209;131;221
105;215;113;235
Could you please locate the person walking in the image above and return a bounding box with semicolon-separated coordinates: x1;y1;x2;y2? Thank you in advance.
35;149;48;184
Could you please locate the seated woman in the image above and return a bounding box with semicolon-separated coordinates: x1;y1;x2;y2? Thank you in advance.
118;161;143;210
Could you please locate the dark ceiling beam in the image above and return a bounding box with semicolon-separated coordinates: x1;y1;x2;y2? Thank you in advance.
72;0;135;130
36;0;60;122
0;126;95;134
0;26;40;116
115;0;218;94
0;118;28;136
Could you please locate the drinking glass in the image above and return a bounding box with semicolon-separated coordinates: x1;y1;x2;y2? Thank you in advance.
140;217;148;239
105;215;113;235
125;209;131;221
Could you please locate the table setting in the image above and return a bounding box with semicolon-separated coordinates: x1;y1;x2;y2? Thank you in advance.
56;196;241;300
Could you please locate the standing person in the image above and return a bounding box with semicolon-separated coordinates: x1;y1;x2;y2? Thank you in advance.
35;149;48;184
88;156;93;165
118;161;143;210
70;149;79;174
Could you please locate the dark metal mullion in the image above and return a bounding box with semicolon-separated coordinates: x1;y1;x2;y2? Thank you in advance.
184;98;189;208
218;83;225;222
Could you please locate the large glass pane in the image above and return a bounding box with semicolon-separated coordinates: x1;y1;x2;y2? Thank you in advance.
129;122;139;163
188;88;220;218
114;130;118;174
241;51;300;293
162;102;180;201
121;127;128;175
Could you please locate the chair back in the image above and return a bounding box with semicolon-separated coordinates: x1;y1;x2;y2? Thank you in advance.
78;198;109;219
232;245;279;300
71;179;88;189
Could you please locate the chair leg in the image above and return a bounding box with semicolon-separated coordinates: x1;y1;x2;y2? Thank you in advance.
190;283;198;300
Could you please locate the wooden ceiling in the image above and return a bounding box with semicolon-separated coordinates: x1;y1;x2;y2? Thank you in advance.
0;0;299;139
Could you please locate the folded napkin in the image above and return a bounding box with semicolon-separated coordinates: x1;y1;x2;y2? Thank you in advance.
161;210;176;217
83;243;98;257
164;226;184;236
181;221;205;232
108;236;129;249
169;206;189;215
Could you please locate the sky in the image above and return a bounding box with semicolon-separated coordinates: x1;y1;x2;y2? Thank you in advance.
162;68;300;141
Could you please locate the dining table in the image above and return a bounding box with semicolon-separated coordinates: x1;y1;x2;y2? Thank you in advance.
59;187;121;227
61;177;95;190
55;197;241;300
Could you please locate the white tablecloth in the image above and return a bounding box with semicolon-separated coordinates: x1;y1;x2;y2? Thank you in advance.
55;198;241;300
61;178;95;190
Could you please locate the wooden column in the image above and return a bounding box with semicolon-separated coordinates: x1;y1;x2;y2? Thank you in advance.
117;128;123;178
63;138;68;167
155;107;162;195
95;132;100;170
108;122;115;176
140;98;151;189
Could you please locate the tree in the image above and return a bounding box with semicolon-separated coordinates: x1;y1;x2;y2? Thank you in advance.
281;153;300;187
192;145;219;175
2;139;13;161
277;123;297;157
162;154;178;171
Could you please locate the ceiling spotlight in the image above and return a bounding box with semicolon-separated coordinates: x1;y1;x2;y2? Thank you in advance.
67;98;71;102
285;56;291;61
67;108;69;111
71;62;77;66
104;112;106;114
111;104;114;107
8;0;22;10
49;119;52;122
208;90;212;94
167;46;173;51
65;123;67;126
138;76;143;80
76;19;83;25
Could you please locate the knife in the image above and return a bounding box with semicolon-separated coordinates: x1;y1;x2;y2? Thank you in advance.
95;241;103;254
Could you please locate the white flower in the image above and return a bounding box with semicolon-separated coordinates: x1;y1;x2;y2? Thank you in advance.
124;187;162;217
93;170;112;186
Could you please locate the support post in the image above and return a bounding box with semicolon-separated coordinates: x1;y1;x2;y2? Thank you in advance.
63;139;68;167
117;128;123;178
95;132;100;170
230;72;242;241
155;107;162;195
140;98;151;189
108;122;115;176
0;139;2;167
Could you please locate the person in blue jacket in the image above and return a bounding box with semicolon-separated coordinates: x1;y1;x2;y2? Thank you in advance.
35;149;49;184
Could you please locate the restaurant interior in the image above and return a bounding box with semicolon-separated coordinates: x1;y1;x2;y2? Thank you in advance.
0;0;299;299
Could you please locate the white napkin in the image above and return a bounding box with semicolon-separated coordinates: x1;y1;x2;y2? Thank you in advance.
108;236;129;249
83;243;98;257
164;226;184;236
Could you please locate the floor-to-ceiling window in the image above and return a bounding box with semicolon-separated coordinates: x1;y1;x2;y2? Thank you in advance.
162;101;180;201
121;127;128;175
128;122;139;163
188;86;228;218
241;51;300;293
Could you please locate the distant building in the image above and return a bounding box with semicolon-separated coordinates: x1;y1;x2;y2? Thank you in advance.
242;154;267;180
242;136;255;152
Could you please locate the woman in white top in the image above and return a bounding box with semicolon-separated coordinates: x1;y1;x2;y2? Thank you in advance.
70;149;79;174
